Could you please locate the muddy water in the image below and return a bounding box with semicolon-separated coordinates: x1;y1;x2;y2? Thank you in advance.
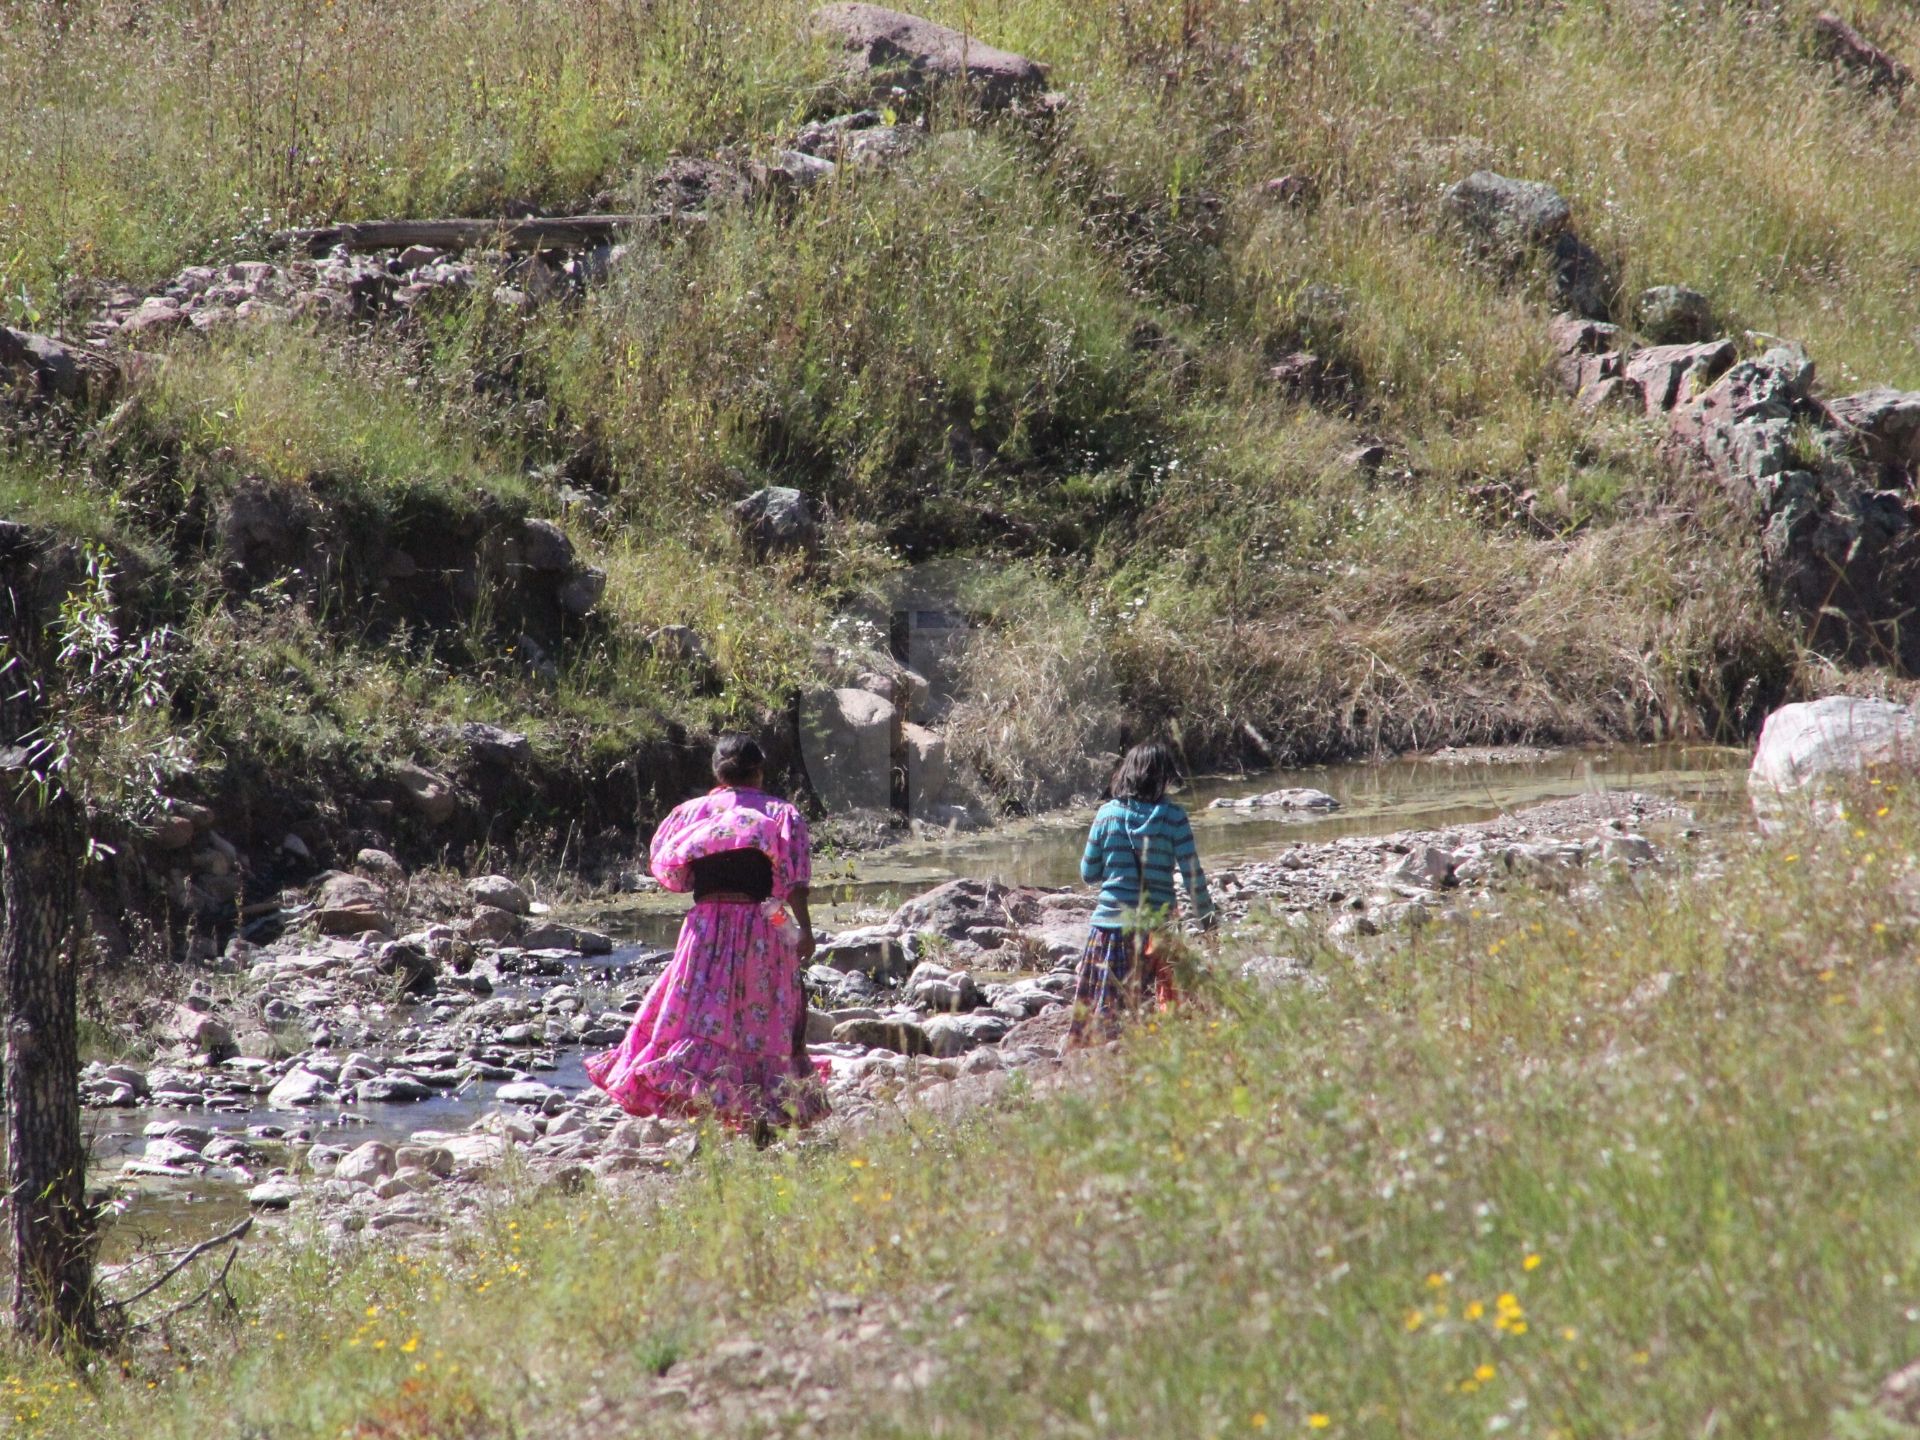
93;743;1751;1254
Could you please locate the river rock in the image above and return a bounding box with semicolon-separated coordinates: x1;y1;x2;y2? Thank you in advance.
1209;788;1340;812
392;761;458;825
921;1012;1011;1058
904;961;980;1012
247;1176;302;1210
831;1017;932;1056
804;1007;840;1044
396;1144;455;1177
497;1081;567;1112
816;926;908;980
373;1168;436;1200
812;4;1048;109
355;847;405;881
891;877;1012;939
467;874;530;914
141;1137;206;1168
519;921;612;954
335;1141;397;1185
801;687;896;812
356;1074;435;1103
463;905;523;944
313;872;392;936
160;1003;236;1057
1387;845;1457;889
1749;696;1920;829
266;1067;334;1110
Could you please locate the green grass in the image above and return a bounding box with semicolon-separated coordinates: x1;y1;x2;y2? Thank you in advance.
20;789;1920;1437
4;0;1916;799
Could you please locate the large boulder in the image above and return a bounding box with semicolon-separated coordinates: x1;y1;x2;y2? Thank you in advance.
1749;696;1920;829
812;4;1047;108
312;871;392;936
921;1012;1011;1058
801;686;897;812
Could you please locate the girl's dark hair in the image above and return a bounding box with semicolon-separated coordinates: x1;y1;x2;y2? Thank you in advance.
1111;741;1179;803
712;734;766;786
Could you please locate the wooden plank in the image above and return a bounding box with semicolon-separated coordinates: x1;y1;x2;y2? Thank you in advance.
273;213;704;256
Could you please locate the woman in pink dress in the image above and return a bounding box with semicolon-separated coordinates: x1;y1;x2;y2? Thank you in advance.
586;736;828;1138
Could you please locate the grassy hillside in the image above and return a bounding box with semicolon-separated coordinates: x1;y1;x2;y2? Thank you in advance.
4;0;1918;826
19;790;1920;1437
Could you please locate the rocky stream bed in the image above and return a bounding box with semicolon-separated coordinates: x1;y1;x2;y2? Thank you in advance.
84;744;1749;1263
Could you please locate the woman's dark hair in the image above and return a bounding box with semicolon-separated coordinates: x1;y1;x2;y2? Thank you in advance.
712;734;766;786
1110;741;1179;803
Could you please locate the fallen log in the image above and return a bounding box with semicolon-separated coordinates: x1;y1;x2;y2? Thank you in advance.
273;212;704;256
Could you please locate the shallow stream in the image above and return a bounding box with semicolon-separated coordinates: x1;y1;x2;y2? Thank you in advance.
91;742;1751;1255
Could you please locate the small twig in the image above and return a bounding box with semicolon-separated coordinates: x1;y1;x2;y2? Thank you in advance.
101;1216;252;1312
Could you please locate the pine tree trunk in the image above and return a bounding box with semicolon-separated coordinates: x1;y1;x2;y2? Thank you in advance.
0;524;96;1345
1;784;93;1343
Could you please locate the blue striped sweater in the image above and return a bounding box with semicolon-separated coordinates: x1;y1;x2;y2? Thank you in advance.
1080;797;1214;930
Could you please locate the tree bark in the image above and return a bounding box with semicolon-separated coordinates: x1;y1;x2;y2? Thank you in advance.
0;525;96;1345
0;783;93;1344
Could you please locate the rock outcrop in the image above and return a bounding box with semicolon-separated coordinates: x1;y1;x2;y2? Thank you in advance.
812;4;1047;109
1670;346;1920;666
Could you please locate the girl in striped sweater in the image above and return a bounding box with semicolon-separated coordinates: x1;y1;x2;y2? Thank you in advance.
1069;741;1217;1045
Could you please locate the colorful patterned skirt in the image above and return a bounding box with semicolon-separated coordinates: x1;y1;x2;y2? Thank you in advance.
1069;924;1181;1046
586;898;830;1129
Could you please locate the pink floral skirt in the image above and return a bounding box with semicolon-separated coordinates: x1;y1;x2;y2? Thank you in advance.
586;899;829;1129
